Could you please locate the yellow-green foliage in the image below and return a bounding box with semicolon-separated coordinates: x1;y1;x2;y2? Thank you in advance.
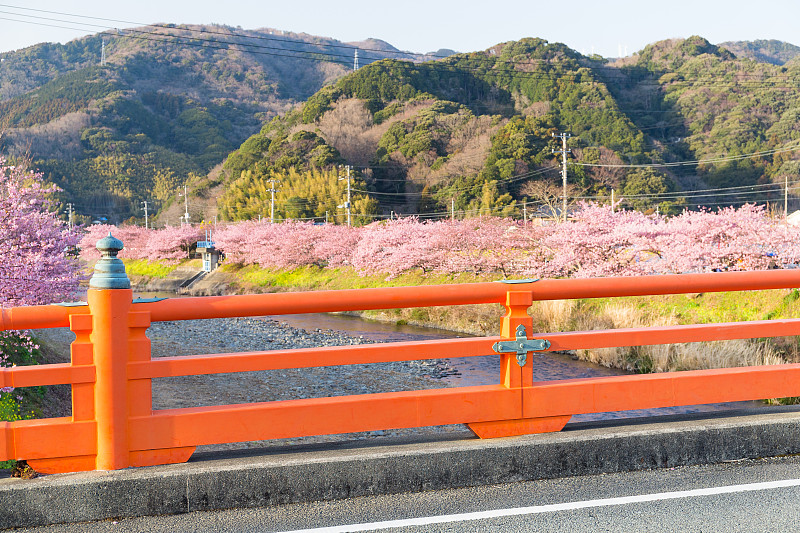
0;393;23;422
574;289;800;325
224;263;494;292
217;167;378;223
0;395;22;467
123;259;178;279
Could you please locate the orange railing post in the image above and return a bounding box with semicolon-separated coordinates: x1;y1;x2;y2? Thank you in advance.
85;234;132;470
25;234;194;474
499;289;534;389
468;284;569;438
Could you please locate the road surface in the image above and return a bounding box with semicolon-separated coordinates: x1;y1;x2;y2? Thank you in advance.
14;455;800;532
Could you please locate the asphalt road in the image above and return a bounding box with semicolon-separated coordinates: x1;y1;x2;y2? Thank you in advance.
12;455;800;532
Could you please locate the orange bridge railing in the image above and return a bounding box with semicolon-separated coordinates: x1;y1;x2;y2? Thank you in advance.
3;234;800;474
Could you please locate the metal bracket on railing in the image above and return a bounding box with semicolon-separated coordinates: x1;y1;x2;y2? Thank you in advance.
492;324;550;367
132;297;168;304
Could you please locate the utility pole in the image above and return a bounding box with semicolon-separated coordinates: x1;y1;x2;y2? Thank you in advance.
523;203;527;226
101;39;106;66
67;202;73;230
785;175;789;222
451;197;455;221
181;185;190;225
611;189;615;212
141;201;149;229
268;178;280;223
552;132;571;222
354;49;359;71
338;165;352;227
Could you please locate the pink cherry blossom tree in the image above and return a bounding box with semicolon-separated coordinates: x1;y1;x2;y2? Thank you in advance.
0;158;83;395
76;203;800;281
144;224;204;263
0;158;83;307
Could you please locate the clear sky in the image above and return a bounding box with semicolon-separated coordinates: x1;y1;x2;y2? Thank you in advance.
0;0;798;58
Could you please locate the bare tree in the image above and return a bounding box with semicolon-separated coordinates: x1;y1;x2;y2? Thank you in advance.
520;179;584;219
316;99;375;166
573;146;626;189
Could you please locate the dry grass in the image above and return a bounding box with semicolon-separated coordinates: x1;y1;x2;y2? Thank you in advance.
531;298;786;373
368;304;503;336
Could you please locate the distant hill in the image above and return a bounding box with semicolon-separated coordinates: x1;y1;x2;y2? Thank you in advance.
0;25;428;223
719;39;800;65
216;35;800;222
3;30;800;226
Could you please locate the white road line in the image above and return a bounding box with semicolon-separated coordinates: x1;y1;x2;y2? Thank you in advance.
281;477;800;532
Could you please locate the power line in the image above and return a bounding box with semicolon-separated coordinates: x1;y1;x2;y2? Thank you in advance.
0;3;450;60
0;13;359;64
580;185;800;209
351;166;559;198
0;15;356;67
576;140;800;168
0;9;439;65
582;180;800;200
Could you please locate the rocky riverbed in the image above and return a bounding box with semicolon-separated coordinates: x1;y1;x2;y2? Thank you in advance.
34;315;473;454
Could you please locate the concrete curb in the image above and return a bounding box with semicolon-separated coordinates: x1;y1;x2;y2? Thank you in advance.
3;407;800;529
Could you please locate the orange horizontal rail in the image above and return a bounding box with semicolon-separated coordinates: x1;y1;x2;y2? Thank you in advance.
3;270;799;331
4;269;799;329
131;269;800;322
525;363;800;418
136;282;520;321
545;317;800;351
129;337;498;379
530;269;800;301
133;385;518;449
0;364;94;388
0;304;83;331
2;418;95;460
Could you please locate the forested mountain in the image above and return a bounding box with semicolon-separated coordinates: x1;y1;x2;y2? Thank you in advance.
218;36;800;221
0;25;434;223
2;29;800;225
720;39;800;65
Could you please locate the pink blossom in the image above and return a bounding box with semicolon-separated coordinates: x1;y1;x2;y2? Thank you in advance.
0;158;83;307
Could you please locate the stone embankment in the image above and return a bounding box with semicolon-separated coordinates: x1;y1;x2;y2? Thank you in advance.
130;264;255;296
